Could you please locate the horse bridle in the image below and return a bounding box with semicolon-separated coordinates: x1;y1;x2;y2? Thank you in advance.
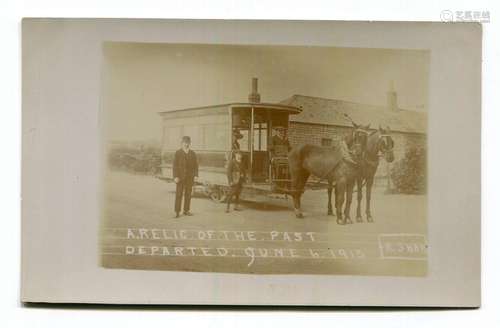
378;134;394;156
315;129;369;181
353;128;369;149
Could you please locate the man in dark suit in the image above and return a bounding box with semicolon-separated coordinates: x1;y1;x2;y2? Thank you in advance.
226;151;246;213
172;136;199;218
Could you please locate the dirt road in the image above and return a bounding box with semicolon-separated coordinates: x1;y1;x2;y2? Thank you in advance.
101;171;427;276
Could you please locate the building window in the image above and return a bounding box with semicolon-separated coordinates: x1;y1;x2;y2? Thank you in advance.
321;138;332;147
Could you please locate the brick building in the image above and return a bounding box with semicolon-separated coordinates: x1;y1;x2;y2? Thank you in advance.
279;93;427;180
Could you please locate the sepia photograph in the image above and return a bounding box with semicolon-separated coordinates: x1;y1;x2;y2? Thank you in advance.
99;42;429;276
21;17;481;307
8;0;491;322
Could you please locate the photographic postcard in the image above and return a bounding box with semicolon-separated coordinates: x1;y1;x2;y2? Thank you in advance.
21;19;481;306
100;43;428;276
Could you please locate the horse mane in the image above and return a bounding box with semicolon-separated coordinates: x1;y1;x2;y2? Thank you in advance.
366;130;381;156
343;129;355;148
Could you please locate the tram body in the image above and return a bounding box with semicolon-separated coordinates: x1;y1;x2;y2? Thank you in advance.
158;102;301;201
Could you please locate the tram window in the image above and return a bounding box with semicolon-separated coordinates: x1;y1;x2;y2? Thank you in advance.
166;126;182;149
238;129;250;151
184;124;202;150
253;123;268;151
203;123;228;150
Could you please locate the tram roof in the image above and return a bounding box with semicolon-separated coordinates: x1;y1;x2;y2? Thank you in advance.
158;102;302;116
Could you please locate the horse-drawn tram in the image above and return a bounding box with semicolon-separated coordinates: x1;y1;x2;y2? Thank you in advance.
158;78;307;202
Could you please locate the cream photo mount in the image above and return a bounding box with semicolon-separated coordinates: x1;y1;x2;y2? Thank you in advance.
21;19;481;307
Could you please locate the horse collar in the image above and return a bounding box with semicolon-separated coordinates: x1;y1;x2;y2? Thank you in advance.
365;156;379;168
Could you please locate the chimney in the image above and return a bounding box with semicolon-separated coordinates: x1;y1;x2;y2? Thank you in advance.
387;80;398;112
248;77;261;103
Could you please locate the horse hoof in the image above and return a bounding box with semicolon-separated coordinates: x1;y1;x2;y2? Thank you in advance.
366;215;374;223
296;213;304;219
345;217;353;224
356;217;363;223
327;211;334;216
336;219;345;225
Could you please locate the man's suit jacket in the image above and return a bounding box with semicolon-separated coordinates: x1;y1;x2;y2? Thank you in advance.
270;135;291;157
172;149;199;181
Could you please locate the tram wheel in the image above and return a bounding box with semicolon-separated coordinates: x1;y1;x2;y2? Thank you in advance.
208;186;227;203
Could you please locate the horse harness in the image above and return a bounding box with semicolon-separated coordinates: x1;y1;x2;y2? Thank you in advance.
315;128;370;182
378;133;394;155
292;132;394;192
364;133;394;168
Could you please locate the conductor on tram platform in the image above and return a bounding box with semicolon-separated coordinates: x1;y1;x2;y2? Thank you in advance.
269;126;291;157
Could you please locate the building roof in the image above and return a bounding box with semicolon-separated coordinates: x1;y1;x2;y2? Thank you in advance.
281;95;427;134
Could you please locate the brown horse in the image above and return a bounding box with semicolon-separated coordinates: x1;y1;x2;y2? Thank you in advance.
355;126;395;222
288;124;370;224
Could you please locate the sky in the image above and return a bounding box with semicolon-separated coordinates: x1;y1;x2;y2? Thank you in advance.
101;42;429;142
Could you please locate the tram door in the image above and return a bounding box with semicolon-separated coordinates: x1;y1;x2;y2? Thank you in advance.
251;119;268;182
231;107;270;183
